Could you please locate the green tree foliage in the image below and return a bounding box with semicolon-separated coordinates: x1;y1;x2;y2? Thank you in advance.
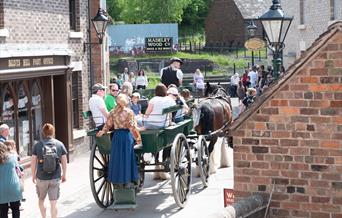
181;0;213;27
107;0;211;26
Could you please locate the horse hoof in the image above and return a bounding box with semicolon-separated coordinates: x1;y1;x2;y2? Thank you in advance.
209;169;217;175
195;166;201;177
153;172;161;180
153;165;161;180
159;172;170;180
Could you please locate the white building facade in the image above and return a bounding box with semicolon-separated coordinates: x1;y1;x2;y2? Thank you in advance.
282;0;342;66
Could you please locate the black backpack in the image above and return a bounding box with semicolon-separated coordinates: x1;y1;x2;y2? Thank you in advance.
41;140;59;174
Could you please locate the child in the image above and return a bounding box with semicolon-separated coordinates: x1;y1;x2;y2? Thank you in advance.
181;89;192;101
117;75;123;88
4;140;25;203
130;92;141;116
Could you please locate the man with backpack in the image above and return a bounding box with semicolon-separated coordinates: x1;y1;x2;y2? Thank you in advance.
31;123;67;218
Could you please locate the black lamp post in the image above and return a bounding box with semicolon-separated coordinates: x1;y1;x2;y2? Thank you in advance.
259;0;293;79
85;8;109;90
247;20;257;66
91;8;109;44
85;8;109;51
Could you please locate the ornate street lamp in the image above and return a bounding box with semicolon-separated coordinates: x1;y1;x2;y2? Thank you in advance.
85;8;109;91
247;20;257;38
91;8;109;44
259;0;293;79
247;20;258;66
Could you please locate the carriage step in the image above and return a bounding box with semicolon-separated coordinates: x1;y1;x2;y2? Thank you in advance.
108;203;136;210
112;188;136;207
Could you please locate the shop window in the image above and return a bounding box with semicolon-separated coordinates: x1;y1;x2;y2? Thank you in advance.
18;82;30;157
72;71;80;128
31;81;43;148
1;84;16;144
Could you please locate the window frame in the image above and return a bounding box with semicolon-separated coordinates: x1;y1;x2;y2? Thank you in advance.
69;0;77;31
299;0;305;25
71;71;80;129
330;0;336;21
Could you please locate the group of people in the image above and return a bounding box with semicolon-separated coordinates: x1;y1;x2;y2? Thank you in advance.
229;64;284;110
0;123;67;218
90;57;189;189
114;68;149;90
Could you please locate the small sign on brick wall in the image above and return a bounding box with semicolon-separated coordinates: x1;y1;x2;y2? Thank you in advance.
223;188;234;207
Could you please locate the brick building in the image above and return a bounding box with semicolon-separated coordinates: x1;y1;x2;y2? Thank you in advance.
230;22;342;218
0;0;109;165
205;0;268;48
282;0;342;67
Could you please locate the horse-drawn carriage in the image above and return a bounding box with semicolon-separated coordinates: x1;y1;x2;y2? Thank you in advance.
84;83;232;210
84;104;210;209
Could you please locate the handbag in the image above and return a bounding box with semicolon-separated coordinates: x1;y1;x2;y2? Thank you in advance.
15;166;24;192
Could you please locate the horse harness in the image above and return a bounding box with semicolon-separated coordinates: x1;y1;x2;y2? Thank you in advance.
198;87;232;137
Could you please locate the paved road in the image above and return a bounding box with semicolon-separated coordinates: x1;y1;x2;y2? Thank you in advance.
22;147;234;218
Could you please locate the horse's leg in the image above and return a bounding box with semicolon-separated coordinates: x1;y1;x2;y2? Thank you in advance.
220;137;231;168
153;151;161;180
208;135;218;174
159;147;171;180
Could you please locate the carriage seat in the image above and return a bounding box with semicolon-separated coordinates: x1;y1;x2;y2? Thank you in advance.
137;105;187;153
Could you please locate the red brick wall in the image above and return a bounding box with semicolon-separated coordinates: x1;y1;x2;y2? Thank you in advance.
90;0;103;84
205;0;245;47
232;33;342;218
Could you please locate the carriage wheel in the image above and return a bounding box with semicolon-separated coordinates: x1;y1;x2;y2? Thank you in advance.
89;143;114;208
197;135;210;187
170;133;192;208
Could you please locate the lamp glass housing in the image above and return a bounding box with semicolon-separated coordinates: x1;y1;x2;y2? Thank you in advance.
91;8;109;43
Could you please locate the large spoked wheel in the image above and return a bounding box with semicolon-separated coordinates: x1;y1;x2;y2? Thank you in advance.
89;143;114;208
197;135;210;187
170;133;192;208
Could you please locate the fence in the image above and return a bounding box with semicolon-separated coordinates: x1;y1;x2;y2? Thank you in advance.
177;41;267;60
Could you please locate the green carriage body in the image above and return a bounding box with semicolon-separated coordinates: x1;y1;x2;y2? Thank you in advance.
85;101;198;209
87;107;193;155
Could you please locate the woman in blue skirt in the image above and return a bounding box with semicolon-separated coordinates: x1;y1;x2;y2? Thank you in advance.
97;94;141;185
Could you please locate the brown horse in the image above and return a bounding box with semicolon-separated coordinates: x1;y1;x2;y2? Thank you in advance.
192;82;233;173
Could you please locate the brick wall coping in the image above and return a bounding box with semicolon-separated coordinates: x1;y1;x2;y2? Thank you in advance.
228;21;342;133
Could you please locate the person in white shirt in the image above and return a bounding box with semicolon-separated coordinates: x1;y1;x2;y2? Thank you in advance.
140;84;176;129
89;83;109;128
167;87;189;123
248;66;258;88
122;67;129;82
135;70;148;89
230;73;240;97
193;68;205;97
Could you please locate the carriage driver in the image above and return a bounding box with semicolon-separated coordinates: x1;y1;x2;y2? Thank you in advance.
160;57;183;87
